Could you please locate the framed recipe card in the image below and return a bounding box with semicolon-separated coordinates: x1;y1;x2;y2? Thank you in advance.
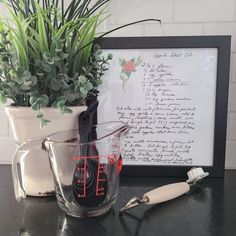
96;36;231;177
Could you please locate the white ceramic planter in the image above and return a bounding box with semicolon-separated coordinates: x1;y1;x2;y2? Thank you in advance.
5;106;87;197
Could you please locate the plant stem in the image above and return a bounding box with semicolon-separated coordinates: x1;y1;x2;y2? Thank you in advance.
87;0;110;17
0;75;6;80
96;57;109;70
79;0;92;17
61;0;64;25
9;0;18;15
74;19;162;57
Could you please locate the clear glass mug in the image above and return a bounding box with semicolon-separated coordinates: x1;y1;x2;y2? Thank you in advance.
12;121;129;217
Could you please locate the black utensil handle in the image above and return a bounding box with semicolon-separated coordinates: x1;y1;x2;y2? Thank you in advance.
72;98;108;207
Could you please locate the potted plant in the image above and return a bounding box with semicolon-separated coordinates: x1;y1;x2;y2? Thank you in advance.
0;0;112;196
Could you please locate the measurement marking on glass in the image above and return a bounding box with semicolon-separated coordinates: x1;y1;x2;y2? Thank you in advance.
72;155;119;198
96;159;106;196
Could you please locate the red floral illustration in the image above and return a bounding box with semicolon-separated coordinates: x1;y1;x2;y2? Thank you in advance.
122;61;136;73
119;56;142;91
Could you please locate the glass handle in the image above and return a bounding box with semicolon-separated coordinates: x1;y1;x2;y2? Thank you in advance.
12;140;45;201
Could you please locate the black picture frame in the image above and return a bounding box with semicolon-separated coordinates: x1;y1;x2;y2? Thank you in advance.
95;36;231;177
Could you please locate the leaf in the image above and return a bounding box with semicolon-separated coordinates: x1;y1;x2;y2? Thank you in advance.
40;118;50;128
22;71;31;81
62;107;73;114
35;2;49;54
20;84;31;91
7;26;29;70
58;53;68;60
120;73;128;82
94;54;102;62
126;72;132;78
135;56;143;66
4;5;31;70
36;112;44;119
96;49;102;55
42;63;52;72
0;91;6;103
30;76;38;87
6;6;28;52
80;87;88;96
16;67;24;76
27;36;40;57
72;15;99;73
43;52;51;61
57;100;66;108
63;90;79;101
108;53;113;60
95;80;103;86
30;94;49;111
119;58;126;66
84;81;93;91
50;79;63;91
78;75;87;84
29;95;38;105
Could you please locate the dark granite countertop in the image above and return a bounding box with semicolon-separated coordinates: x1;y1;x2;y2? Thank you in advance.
0;165;236;236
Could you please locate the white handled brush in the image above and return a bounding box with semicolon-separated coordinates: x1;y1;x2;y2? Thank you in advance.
119;167;209;215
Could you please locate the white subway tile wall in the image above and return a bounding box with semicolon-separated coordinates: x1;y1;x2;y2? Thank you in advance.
111;0;174;24
0;0;236;168
226;142;236;168
0;137;16;164
228;83;236;112
228;113;236;140
0;109;15;164
144;23;203;36
174;0;235;22
230;53;236;83
0;110;9;137
203;23;236;52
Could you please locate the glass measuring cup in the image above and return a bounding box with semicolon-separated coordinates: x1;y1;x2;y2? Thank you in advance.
12;121;129;217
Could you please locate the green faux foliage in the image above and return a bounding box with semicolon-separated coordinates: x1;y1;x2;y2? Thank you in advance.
0;0;112;127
